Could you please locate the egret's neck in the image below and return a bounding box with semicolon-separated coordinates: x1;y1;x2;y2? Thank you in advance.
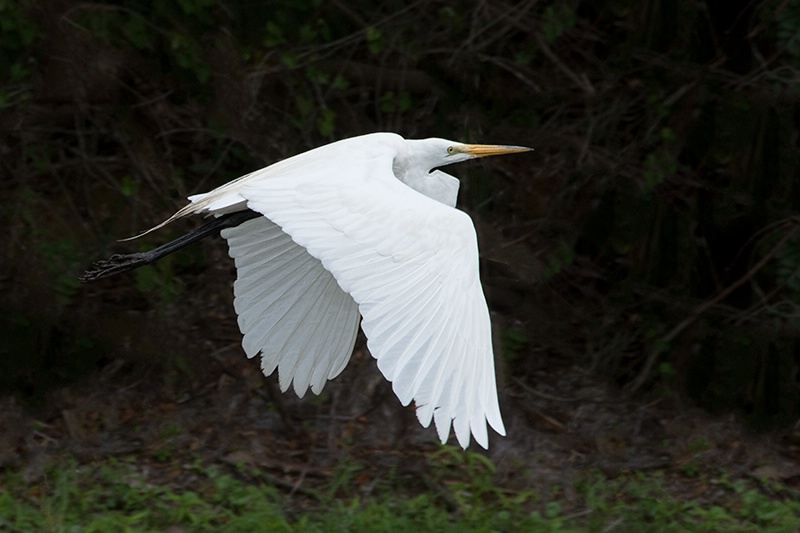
392;139;461;207
394;167;460;208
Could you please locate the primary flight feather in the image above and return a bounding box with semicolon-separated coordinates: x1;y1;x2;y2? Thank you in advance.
83;132;531;449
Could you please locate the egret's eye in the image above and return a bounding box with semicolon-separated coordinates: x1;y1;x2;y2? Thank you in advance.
447;146;456;155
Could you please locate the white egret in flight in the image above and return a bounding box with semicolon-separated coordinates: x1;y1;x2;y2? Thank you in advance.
83;132;531;449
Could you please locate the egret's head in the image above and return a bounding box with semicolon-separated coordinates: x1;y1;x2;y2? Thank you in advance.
394;136;532;207
444;141;533;164
402;137;532;173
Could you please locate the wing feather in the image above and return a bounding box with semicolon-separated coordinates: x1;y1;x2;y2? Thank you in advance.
221;217;360;396
405;288;466;409
278;275;338;395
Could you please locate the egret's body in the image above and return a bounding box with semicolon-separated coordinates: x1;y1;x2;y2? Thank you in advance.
84;132;530;449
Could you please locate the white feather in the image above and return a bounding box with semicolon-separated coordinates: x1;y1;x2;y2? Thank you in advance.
227;134;505;448
221;217;360;396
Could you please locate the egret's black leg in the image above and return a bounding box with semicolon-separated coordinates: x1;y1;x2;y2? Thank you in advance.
80;209;261;282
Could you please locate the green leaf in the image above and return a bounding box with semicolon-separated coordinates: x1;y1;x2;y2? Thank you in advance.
120;175;138;197
542;3;576;43
366;27;384;55
317;108;335;137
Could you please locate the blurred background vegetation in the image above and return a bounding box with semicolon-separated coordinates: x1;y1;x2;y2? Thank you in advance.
1;0;799;429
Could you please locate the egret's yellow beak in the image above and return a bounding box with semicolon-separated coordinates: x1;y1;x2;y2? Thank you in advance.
461;144;533;158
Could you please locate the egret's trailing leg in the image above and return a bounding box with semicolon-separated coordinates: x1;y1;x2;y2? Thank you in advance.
80;209;260;282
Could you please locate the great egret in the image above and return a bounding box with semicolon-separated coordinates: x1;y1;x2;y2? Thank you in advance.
83;132;531;449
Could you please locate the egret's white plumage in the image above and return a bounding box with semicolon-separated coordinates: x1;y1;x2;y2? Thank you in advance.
134;132;530;449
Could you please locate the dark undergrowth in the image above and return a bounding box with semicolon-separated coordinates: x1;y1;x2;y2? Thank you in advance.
2;0;800;529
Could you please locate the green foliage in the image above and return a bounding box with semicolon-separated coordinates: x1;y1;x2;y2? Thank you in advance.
542;240;575;280
119;175;139;198
132;262;184;303
514;44;538;67
761;0;800;70
769;230;800;301
426;448;558;530
41;239;83;308
316;107;336;137
642;129;679;194
502;328;528;362
69;2;220;91
0;0;37;106
365;27;384;55
437;6;464;36
0;310;103;400
576;470;800;532
3;455;800;531
379;91;412;114
169;30;212;83
541;3;576;43
327;457;365;497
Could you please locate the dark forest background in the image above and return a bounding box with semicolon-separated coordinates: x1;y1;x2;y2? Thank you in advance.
1;0;800;528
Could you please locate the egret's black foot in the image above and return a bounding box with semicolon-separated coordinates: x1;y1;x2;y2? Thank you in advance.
80;253;151;282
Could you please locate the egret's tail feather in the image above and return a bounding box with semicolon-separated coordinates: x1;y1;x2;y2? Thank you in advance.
118;201;205;242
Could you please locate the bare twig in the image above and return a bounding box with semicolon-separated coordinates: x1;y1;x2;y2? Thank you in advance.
533;32;595;95
627;218;800;392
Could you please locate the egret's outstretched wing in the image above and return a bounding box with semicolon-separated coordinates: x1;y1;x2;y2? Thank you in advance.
221;216;360;396
231;140;504;449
